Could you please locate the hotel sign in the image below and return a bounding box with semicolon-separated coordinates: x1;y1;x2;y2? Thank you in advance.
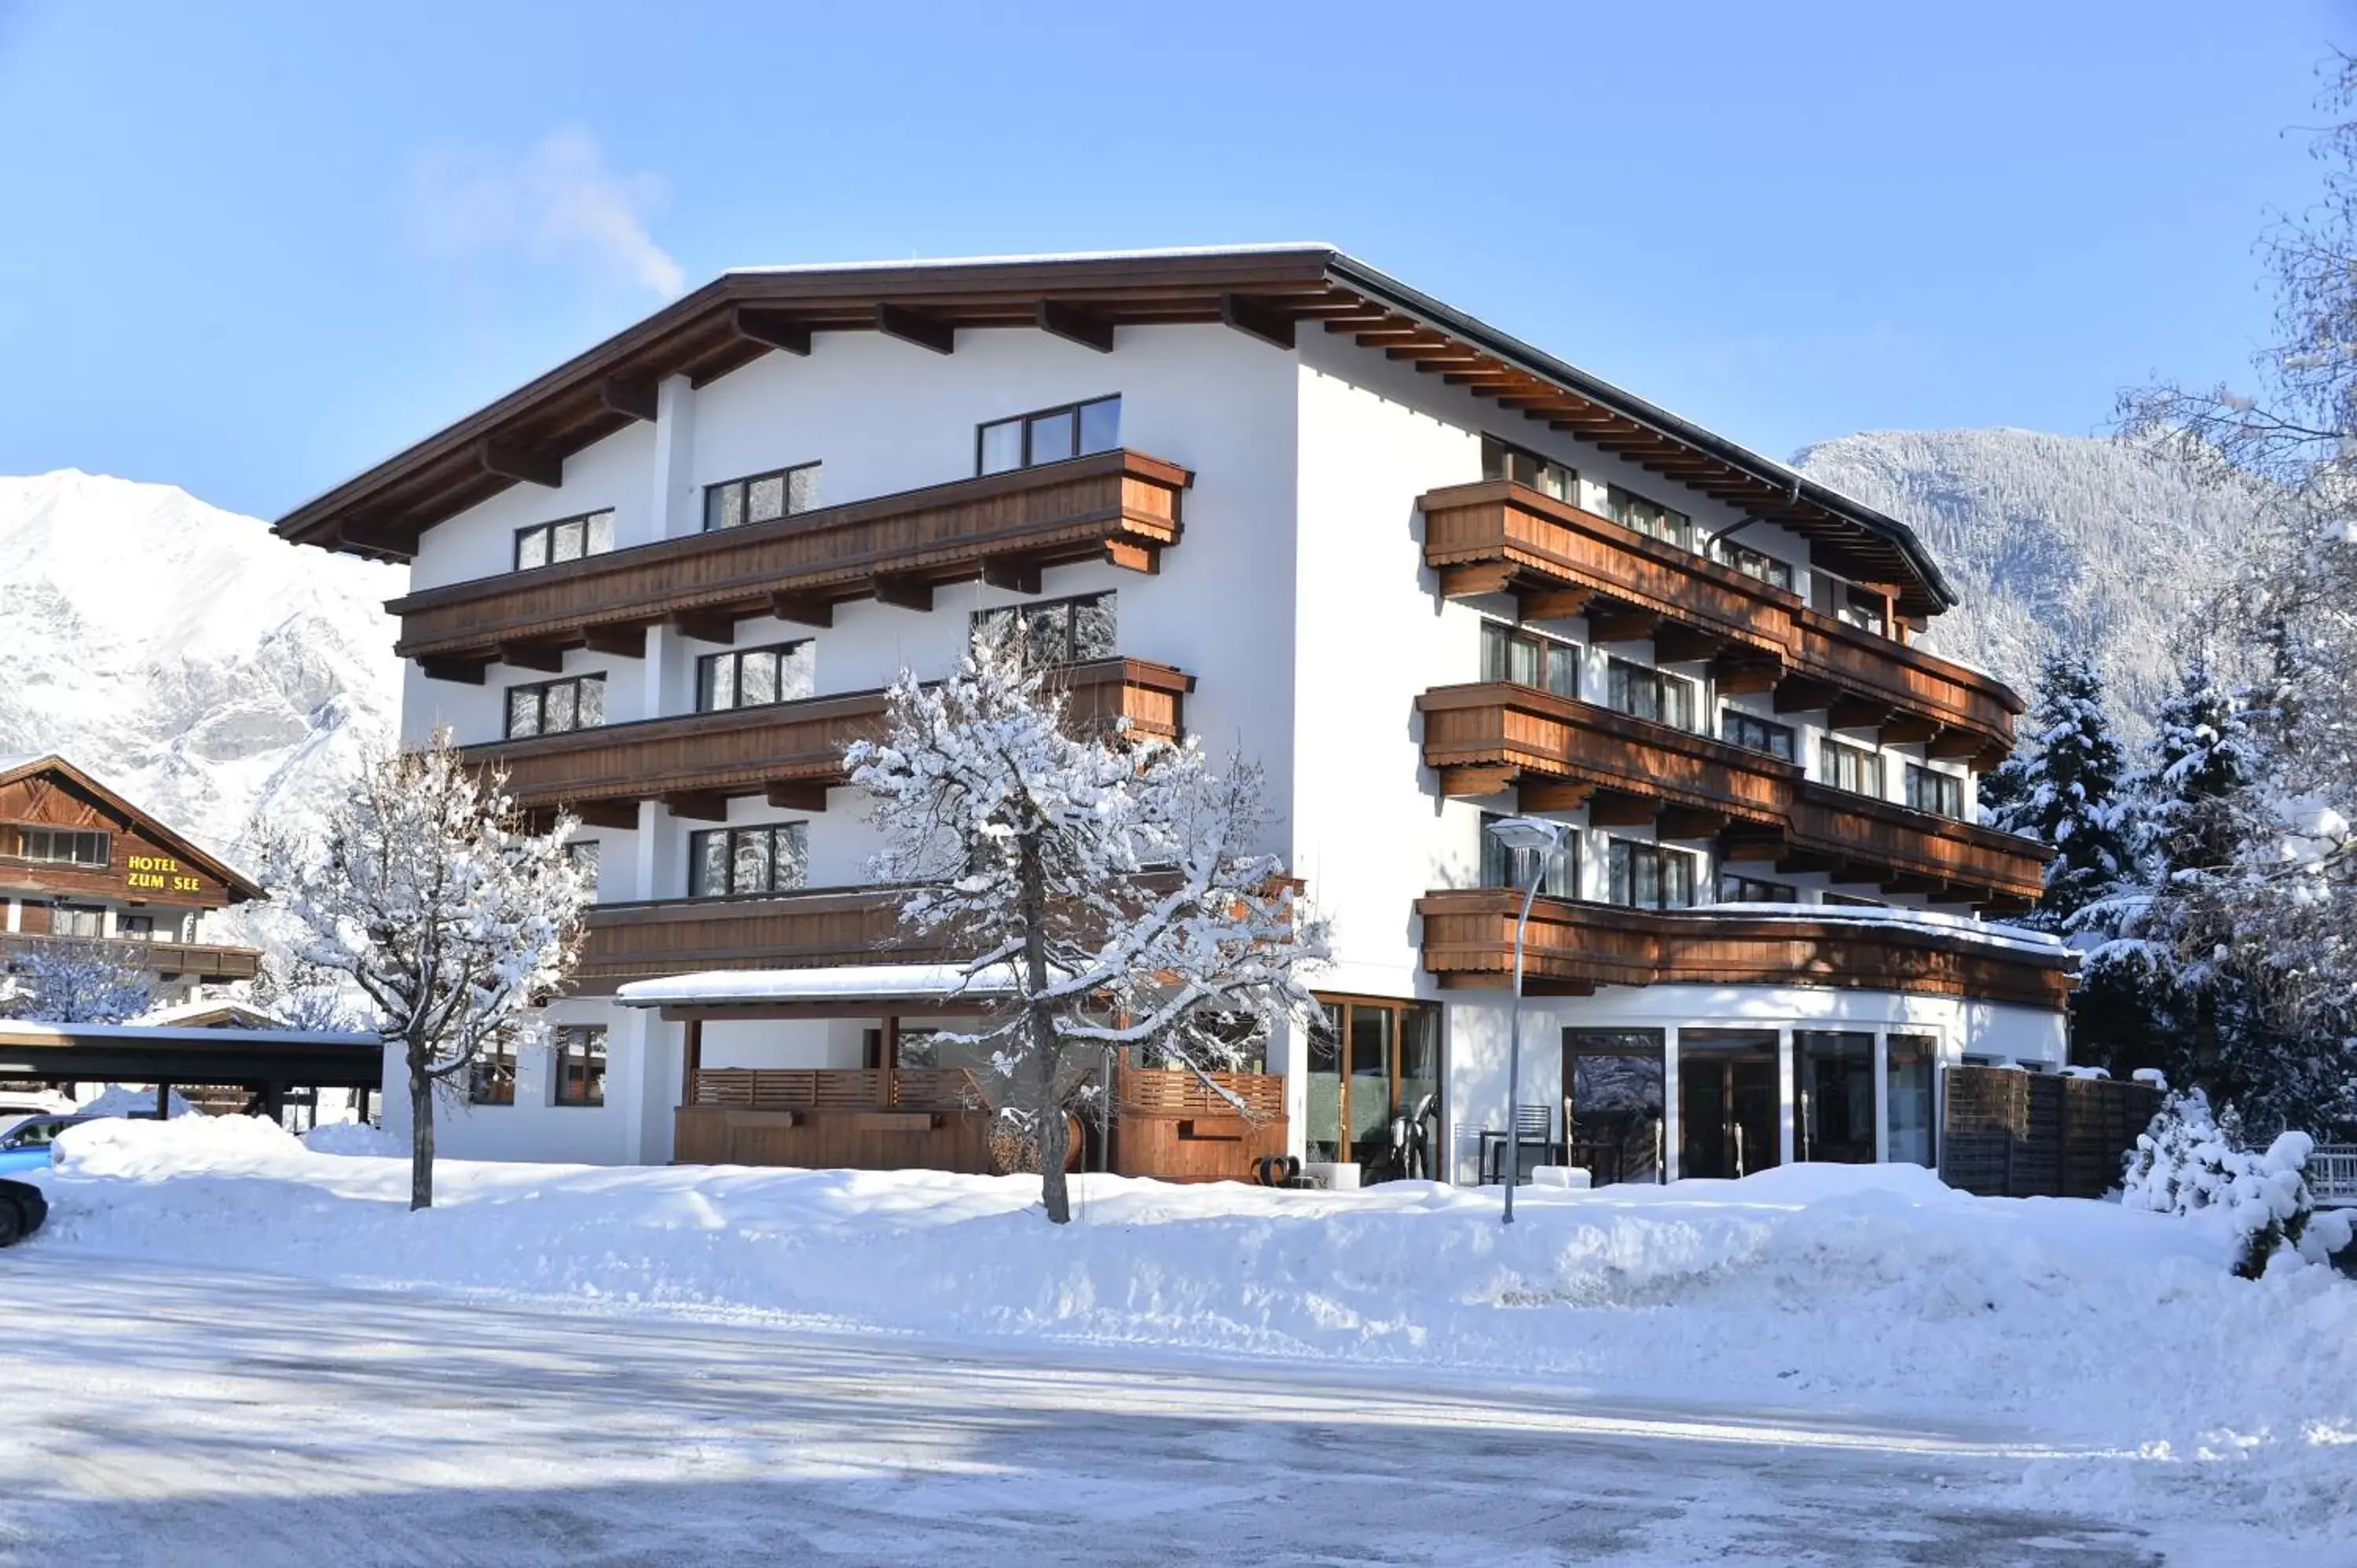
126;854;202;895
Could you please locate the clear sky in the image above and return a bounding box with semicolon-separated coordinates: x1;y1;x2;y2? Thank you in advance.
0;0;2342;520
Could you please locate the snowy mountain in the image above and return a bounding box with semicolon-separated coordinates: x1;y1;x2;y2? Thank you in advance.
0;471;402;881
1791;428;2253;733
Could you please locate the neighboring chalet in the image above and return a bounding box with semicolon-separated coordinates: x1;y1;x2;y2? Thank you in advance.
0;755;262;1005
274;246;2068;1186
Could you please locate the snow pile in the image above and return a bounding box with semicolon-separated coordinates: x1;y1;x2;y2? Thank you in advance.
301;1119;404;1156
71;1083;196;1119
20;1121;2357;1535
2124;1090;2355;1273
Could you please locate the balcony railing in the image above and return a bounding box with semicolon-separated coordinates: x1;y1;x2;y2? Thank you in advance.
1420;481;2022;760
1417;680;2047;905
1415;888;2073;1009
685;1065;990;1113
575;885;939;993
390;449;1190;674
465;656;1193;816
0;932;262;983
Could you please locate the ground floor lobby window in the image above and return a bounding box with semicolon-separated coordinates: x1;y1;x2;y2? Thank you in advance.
1307;996;1439;1181
1678;1029;1781;1180
1562;1031;1666;1186
1794;1031;1875;1164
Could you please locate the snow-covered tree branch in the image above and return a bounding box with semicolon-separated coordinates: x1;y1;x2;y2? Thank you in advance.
259;731;590;1209
847;628;1330;1223
2;938;154;1024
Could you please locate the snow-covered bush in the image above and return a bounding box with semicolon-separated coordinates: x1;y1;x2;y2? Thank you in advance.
2123;1087;2353;1276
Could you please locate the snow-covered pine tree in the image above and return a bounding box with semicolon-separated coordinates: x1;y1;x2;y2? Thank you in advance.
848;628;1331;1225
1981;647;2136;934
261;733;591;1209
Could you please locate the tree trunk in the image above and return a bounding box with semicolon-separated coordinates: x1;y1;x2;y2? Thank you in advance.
1018;830;1070;1223
407;1040;435;1212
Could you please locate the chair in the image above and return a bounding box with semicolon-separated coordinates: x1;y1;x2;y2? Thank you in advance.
1479;1102;1561;1185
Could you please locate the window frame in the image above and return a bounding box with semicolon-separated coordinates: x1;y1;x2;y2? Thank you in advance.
1718;708;1796;761
1715;870;1798;905
702;461;822;533
513;508;617;573
695;639;816;713
1605;658;1697;731
970;591;1118;668
1605;840;1700;910
504;674;607;740
1479;620;1580;698
1479;812;1577;898
468;1041;517;1106
1604;485;1695;551
1821;738;1886;799
1710;536;1794;592
552;1024;607;1108
49;903;104;939
565;840;600;893
1479;435;1578;504
2;826;110;867
1904;762;1965;818
687;822;812;899
976;394;1122;475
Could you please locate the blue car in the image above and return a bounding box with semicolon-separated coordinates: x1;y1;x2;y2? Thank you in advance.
0;1113;119;1176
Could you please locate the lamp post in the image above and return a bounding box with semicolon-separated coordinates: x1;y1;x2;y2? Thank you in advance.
1485;815;1570;1225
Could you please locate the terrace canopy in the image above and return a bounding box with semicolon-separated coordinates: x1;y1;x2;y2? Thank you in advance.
0;1019;383;1116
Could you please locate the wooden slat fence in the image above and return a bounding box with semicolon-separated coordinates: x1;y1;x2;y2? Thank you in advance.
1938;1067;2161;1200
687;1066;990;1113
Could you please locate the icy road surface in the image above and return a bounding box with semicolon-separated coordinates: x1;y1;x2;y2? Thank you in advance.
0;1252;2210;1567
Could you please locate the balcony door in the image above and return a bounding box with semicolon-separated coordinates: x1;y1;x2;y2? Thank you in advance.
1677;1029;1780;1180
1307;996;1440;1181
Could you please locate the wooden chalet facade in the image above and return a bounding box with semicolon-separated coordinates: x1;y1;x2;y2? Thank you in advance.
277;246;2067;1186
0;755;263;1001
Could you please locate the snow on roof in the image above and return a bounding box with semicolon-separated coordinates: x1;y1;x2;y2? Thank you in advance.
615;962;1028;1009
724;242;1339;277
1696;902;2066;958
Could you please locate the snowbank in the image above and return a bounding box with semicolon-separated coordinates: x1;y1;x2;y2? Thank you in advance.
30;1119;2357;1536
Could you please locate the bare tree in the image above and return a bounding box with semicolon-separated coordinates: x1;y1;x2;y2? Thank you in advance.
261;732;590;1208
848;631;1330;1223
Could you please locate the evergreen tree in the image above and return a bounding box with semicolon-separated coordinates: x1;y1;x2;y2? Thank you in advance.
1981;647;2136;934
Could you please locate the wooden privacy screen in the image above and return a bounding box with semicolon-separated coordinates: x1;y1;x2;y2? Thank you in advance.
1937;1066;2161;1200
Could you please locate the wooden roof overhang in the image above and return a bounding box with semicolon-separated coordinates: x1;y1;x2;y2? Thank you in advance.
273;247;1959;617
1417;681;2050;909
1415;888;2074;1009
0;1022;383;1088
0;755;265;904
1421;480;2025;755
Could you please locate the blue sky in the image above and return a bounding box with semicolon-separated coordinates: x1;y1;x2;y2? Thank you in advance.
0;1;2341;520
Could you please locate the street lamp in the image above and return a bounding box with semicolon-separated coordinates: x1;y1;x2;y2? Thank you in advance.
1486;815;1571;1225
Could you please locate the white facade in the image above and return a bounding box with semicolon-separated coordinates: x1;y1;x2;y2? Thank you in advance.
372;295;2059;1181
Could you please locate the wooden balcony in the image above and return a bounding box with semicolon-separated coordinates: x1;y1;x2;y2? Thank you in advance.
674;1066;995;1172
575;885;937;994
390;449;1190;675
1421;481;2022;762
1416;888;2073;1009
1113;1050;1288;1183
0;932;262;984
1418;681;2047;906
467;656;1193;819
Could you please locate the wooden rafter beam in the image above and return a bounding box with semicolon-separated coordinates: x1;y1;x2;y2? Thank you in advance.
1437;764;1517;798
980;556;1043;595
417;656;489;686
599;376;659;423
582;624;647;658
1516;586;1593;622
1518;779;1596;813
876;303;955;354
671;611;736;645
662;793;731;822
497;641;566;673
573;800;640;830
769;592;833;628
478;439;562;488
1587;789;1661;827
764;782;830;813
1036;300;1114;354
870;572;933;611
731;306;812;355
1219;294;1296;350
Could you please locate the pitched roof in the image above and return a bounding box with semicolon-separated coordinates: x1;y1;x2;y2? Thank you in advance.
0;755;264;901
272;245;1957;614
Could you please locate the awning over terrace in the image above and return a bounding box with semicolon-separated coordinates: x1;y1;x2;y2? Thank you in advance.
614;963;1026;1021
0;1020;383;1094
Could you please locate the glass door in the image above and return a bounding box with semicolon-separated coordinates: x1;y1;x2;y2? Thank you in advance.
1310;995;1441;1182
1678;1029;1780;1179
1794;1031;1875;1163
1886;1035;1937;1166
1307;1003;1345;1163
1563;1030;1666;1185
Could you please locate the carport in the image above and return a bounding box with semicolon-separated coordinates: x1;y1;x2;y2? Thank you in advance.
0;1020;381;1119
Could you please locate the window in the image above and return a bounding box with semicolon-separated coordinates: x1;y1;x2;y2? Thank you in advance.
1715;871;1797;904
514;509;615;571
689;822;809;898
3;826;109;866
1480;814;1576;898
972;592;1116;666
505;675;606;739
1304;996;1439;1178
565;841;600;892
1794;1031;1875;1163
1887;1035;1937;1166
1479;436;1577;504
1563;1031;1666;1186
697;641;815;712
553;1025;607;1108
1710;536;1793;591
703;463;820;532
977;395;1120;474
119;914;155;939
1827;581;1889;636
1479;621;1578;698
468;1042;516;1106
1719;709;1795;761
1904;763;1964;818
49;904;103;939
1606;658;1695;731
1605;485;1693;551
1822;739;1884;798
1606;841;1698;910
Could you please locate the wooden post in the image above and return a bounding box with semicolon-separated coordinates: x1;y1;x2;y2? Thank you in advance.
682;1017;703;1105
357;1084;372;1124
882;1013;900;1108
155;1081;170;1119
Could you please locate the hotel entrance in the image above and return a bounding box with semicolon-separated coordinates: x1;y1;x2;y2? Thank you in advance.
1677;1029;1780;1180
1306;996;1440;1182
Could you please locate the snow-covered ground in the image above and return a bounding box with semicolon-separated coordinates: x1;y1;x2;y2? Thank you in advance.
9;1116;2356;1563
